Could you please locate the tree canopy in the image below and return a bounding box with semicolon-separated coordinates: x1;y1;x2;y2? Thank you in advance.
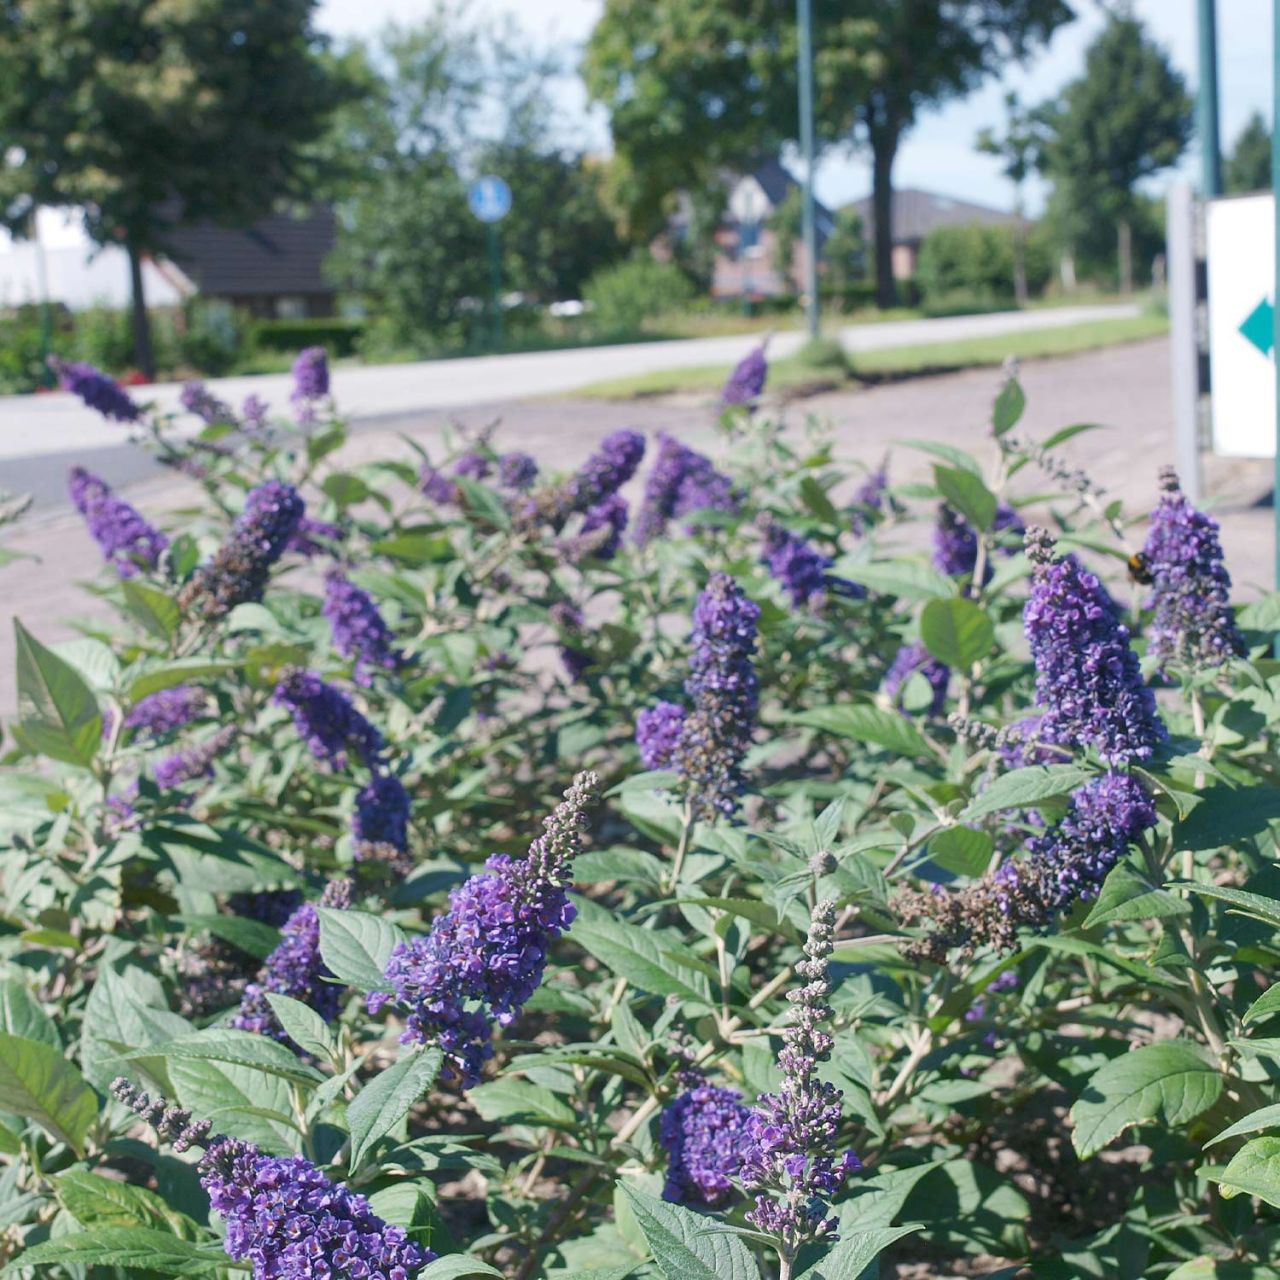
0;0;346;375
1225;111;1271;194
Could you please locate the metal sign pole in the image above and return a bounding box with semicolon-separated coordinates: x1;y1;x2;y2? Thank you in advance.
1273;0;1280;591
1167;182;1202;505
487;221;503;351
797;0;819;339
1198;0;1223;197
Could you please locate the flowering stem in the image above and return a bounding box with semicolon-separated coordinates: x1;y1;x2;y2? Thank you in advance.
664;801;696;895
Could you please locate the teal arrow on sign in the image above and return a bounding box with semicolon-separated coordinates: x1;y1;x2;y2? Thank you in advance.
1240;297;1275;357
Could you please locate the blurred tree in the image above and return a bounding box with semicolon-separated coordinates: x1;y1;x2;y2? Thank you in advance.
326;9;622;349
976;92;1038;303
770;188;803;285
1225;111;1271;194
584;0;1071;311
1035;12;1191;293
0;0;345;378
821;208;867;294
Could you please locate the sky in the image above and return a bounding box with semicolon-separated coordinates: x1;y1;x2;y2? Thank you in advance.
316;0;1274;215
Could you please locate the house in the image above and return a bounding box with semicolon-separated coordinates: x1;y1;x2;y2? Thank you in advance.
691;160;836;300
847;188;1020;281
0;204;337;318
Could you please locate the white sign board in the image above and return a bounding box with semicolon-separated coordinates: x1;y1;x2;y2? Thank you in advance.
1206;193;1275;457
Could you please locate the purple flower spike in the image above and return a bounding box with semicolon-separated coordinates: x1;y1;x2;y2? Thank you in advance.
124;686;207;737
371;773;598;1085
1024;527;1166;766
199;1135;433;1277
180;381;236;426
633;433;739;545
551;601;591;682
68;466;167;577
353;773;411;859
637;701;687;770
420;463;459;505
743;901;859;1250
568;493;629;562
286;515;342;558
154;727;236;791
498;451;539;492
272;670;383;769
672;573;760;822
180;480;304;620
240;394;270;430
1142;466;1245;672
849;463;888;535
761;519;861;609
323;571;406;686
233;880;353;1043
883;641;949;717
568;430;646;512
722;345;767;405
660;1078;753;1205
51;357;142;422
290;346;329;403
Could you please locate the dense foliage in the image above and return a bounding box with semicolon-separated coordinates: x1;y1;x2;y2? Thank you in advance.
3;345;1280;1280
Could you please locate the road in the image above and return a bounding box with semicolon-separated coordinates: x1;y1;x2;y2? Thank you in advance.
3;334;1273;717
0;302;1138;510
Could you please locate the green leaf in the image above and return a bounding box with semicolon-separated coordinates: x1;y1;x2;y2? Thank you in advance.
468;1077;576;1127
838;560;954;602
178;912;281;959
1084;863;1191;927
120;1029;324;1087
991;378;1026;436
1207;1136;1280;1208
455;476;511;528
1175;881;1280;930
419;1258;505;1279
1245;986;1280;1026
933;464;997;532
569;916;713;1008
962;765;1095;821
372;531;455;566
316;907;406;992
1206;1102;1280;1147
617;1183;757;1280
169;1056;297;1153
13;618;101;766
782;705;930;758
2;1227;224;1276
797;1225;921;1279
347;1047;444;1170
1070;1041;1223;1158
0;978;58;1046
928;826;993;877
920;597;995;669
54;1169;179;1229
1172;786;1280;852
0;1032;97;1154
121;579;181;641
800;475;840;525
127;660;236;701
265;994;338;1060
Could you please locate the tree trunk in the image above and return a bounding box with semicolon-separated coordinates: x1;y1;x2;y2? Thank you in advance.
126;240;155;381
1117;219;1133;295
1060;250;1077;292
871;132;898;310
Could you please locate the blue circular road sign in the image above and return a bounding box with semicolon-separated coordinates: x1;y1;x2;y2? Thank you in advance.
468;175;512;223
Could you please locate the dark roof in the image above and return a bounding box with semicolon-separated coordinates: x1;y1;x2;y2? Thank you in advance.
746;159;836;245
848;188;1018;245
165;205;336;297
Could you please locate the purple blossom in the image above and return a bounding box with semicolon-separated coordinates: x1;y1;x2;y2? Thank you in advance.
660;1079;753;1205
453;451;491;480
273;670;383;769
568;494;629;562
155;727;236;790
551;601;591;682
498;451;539;492
1142;466;1245;672
199;1137;432;1278
233;880;353;1042
884;641;949;717
933;503;1024;582
849;464;888;535
633;434;739;546
180;381;236;426
996;715;1067;768
722;345;767;405
124;686;207;737
181;480;304;620
760;520;861;609
671;573;760;822
68;466;168;577
287;516;342;558
51;357;142;422
742;901;859;1251
353;773;411;858
419;463;459;505
567;429;646;513
964;969;1019;1047
228;889;304;928
1024;527;1166;766
290;346;329;403
241;395;270;430
371;773;597;1085
323;571;406;686
637;701;687;770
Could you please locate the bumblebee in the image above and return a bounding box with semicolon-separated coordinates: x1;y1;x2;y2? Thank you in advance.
1127;551;1154;586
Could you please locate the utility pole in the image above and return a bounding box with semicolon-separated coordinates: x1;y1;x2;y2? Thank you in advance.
1273;0;1280;589
1197;0;1223;197
796;0;819;339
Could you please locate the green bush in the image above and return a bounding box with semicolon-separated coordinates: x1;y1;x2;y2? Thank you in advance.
582;255;695;334
819;281;878;313
249;316;365;359
0;307;62;394
916;222;1052;305
70;305;136;372
178;300;247;376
